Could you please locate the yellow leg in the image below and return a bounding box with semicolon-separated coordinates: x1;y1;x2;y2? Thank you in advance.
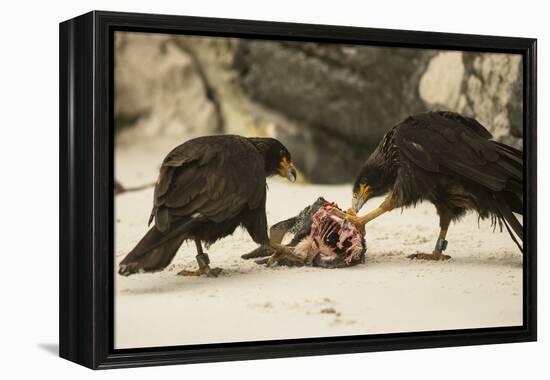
266;243;305;267
333;194;395;235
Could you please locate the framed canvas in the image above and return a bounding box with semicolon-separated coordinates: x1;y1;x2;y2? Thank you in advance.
59;10;537;369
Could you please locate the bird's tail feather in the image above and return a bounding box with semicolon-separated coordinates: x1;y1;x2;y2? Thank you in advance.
490;141;523;253
494;193;523;253
118;218;196;276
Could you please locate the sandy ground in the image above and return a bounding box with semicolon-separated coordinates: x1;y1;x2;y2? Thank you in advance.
114;140;523;349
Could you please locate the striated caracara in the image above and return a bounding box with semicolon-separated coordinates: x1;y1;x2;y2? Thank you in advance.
118;135;298;276
334;111;523;260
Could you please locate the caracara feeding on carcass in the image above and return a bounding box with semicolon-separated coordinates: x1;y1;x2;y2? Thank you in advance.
334;111;523;260
242;197;366;268
118;135;298;277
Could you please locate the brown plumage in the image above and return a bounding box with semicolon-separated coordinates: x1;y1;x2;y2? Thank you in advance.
118;135;297;276
345;111;522;259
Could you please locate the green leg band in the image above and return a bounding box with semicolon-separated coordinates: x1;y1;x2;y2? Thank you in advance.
196;253;210;268
435;238;448;251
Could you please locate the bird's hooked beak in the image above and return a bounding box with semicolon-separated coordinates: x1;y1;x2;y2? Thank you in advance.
278;158;297;182
352;183;370;213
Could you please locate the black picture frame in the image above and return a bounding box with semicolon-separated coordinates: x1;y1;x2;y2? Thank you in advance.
59;10;537;369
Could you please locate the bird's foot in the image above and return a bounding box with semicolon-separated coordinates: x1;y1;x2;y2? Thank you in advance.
330;208;365;233
408;250;451;261
177;265;223;277
257;244;305;267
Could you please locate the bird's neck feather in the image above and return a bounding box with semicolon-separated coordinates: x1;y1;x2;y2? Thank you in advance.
364;154;395;191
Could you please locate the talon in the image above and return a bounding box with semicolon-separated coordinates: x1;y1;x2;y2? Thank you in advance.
263;243;305;268
330;207;364;235
343;215;365;236
254;258;270;265
266;256;279;267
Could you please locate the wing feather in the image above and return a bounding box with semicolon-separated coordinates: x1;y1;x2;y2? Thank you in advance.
395;111;522;191
150;135;266;229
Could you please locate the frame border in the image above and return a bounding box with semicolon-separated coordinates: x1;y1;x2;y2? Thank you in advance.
59;10;537;369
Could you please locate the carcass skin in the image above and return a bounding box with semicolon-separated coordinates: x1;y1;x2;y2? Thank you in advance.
242;197;366;268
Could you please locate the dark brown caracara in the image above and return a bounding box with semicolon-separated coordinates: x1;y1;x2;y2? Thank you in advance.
334;111;523;260
118;135;298;277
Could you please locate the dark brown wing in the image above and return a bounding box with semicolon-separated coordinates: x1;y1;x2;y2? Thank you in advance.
150;135;266;232
394;111;522;193
393;111;524;248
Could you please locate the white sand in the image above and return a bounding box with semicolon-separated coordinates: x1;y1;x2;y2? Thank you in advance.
114;141;523;349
